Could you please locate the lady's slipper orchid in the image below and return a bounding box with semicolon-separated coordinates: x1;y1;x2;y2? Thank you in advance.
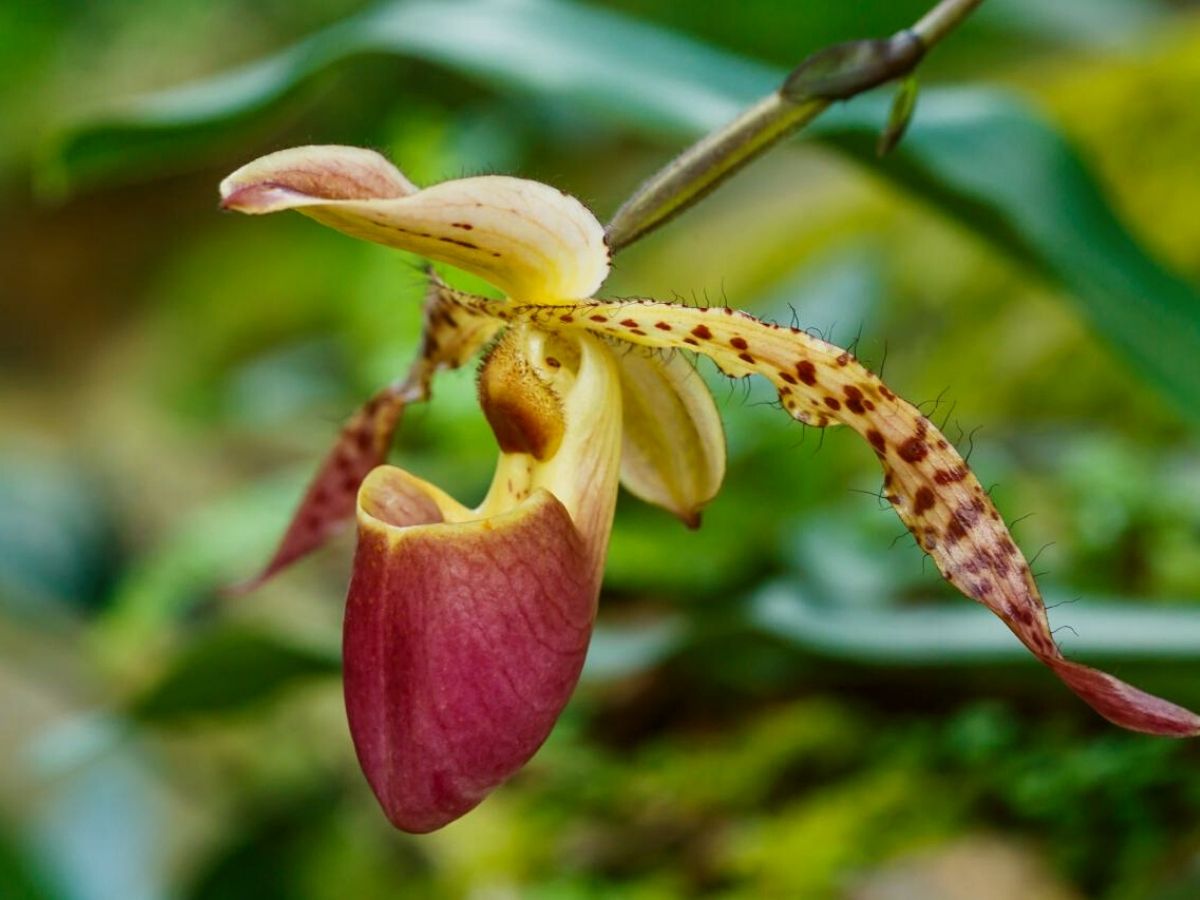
221;145;1200;833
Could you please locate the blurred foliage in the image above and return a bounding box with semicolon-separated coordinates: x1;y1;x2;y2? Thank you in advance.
40;1;1200;419
4;0;1200;898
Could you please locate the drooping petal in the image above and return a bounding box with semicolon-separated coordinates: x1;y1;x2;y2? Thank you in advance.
230;278;501;592
509;297;1200;736
612;345;725;527
230;383;408;594
220;146;609;303
343;332;623;832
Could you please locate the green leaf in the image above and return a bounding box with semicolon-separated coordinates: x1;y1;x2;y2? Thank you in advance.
810;90;1200;426
0;822;61;900
876;74;919;156
46;0;1200;421
184;789;341;900
751;580;1200;665
130;628;339;722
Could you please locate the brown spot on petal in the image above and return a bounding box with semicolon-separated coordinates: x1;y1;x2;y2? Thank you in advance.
730;337;748;350
913;486;936;516
867;430;887;454
946;517;968;544
691;324;713;340
843;385;866;414
796;361;817;385
898;437;929;463
438;236;480;250
934;466;967;485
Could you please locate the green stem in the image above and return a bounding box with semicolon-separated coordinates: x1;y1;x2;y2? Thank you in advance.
605;0;986;253
912;0;985;46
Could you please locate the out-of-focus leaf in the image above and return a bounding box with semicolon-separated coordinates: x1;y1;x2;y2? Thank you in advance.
102;469;311;656
130;628;339;722
27;751;167;900
185;789;342;900
0;822;61;900
0;450;120;619
582;618;684;682
39;0;769;195
25;714;130;780
751;580;1200;664
978;0;1164;49
811;90;1200;426
47;0;1200;422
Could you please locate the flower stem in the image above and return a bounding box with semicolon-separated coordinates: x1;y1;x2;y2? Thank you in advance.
912;0;986;47
605;0;987;253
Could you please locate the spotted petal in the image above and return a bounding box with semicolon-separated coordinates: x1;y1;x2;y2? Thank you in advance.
220;146;609;303
508;297;1200;737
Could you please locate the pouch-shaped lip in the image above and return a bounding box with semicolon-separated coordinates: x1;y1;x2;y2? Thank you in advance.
344;471;596;832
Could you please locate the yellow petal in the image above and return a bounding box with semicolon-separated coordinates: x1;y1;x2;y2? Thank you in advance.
220;145;609;303
509;297;1200;735
613;346;725;527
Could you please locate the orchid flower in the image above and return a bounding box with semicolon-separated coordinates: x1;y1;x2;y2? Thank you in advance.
220;143;1200;833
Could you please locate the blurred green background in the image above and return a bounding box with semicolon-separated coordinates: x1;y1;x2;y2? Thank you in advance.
4;1;1200;897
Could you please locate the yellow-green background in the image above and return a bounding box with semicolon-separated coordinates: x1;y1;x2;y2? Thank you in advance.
4;1;1200;897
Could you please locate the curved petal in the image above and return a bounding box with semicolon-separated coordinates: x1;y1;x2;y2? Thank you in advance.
345;472;594;833
513;297;1200;736
218;145;418;207
220;146;609;303
613;345;725;527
